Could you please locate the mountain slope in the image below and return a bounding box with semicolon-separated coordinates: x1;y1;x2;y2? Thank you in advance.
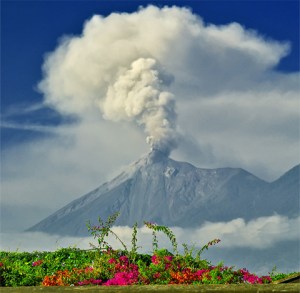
27;151;299;236
262;164;299;217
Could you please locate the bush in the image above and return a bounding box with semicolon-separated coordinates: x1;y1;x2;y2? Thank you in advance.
0;248;97;286
0;214;296;287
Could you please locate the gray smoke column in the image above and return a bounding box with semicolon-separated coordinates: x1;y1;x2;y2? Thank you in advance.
101;58;177;155
38;6;185;156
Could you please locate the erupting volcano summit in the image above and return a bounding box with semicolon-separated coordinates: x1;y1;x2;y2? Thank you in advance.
28;150;299;236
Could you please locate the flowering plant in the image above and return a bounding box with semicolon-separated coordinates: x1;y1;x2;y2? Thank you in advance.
42;266;100;286
1;214;295;287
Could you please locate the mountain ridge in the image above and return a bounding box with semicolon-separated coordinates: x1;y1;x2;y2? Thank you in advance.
27;150;299;236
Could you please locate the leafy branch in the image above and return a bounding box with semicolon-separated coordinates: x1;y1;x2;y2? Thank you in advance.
86;212;128;253
144;222;178;255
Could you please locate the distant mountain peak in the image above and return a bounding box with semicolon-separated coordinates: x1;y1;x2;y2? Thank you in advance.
27;154;299;236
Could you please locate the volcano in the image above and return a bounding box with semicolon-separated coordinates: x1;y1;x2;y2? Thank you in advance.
28;150;299;236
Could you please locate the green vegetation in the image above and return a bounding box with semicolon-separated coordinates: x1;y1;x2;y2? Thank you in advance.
0;213;298;287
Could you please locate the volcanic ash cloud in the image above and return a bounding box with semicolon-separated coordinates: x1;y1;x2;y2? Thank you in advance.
38;5;289;158
101;58;177;155
38;7;183;155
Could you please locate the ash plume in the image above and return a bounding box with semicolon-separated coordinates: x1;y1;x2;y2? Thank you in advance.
101;58;177;155
38;6;182;155
38;5;289;158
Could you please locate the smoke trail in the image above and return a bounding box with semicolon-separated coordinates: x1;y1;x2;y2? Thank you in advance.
101;58;177;155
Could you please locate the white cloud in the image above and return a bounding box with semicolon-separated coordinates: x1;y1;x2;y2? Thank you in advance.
203;22;289;66
1;5;299;232
1;215;298;252
0;121;57;133
186;215;300;249
173;88;299;180
39;5;290;117
1;120;147;209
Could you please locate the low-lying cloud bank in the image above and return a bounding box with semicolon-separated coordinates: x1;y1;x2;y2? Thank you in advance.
1;215;298;252
2;215;299;274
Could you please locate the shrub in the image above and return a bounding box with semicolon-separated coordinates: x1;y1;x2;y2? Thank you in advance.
0;214;294;287
0;248;96;286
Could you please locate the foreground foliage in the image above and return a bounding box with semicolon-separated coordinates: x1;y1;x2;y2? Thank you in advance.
0;213;297;287
1;248;282;287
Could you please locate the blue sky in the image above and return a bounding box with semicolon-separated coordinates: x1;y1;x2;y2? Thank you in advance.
1;1;299;233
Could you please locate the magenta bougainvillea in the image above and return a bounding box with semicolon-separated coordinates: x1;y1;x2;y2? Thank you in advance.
40;251;273;286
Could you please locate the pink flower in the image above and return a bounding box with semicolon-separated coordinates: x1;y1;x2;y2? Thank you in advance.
84;266;93;272
77;278;102;286
196;269;208;276
151;255;159;265
108;258;116;264
261;276;272;283
153;272;161;279
119;255;129;264
164;255;173;262
239;268;270;284
104;270;139;286
32;260;43;267
91;279;102;285
207;239;221;246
